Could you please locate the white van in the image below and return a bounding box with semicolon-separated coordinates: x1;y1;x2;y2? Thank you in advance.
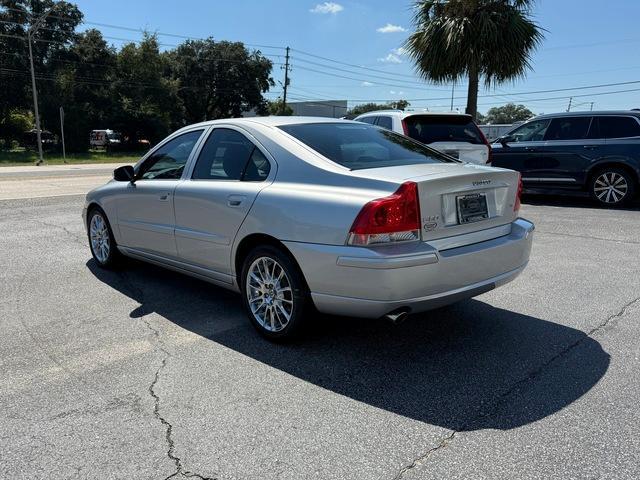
90;130;121;149
354;110;492;165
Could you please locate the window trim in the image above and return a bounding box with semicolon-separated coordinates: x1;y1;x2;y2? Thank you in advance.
184;124;276;183
135;128;207;181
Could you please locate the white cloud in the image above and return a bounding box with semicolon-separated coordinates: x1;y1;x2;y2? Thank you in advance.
310;2;344;14
377;23;406;33
389;90;405;95
391;47;407;56
377;53;402;64
361;81;374;87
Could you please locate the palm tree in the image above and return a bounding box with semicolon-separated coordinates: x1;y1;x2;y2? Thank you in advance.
404;0;543;119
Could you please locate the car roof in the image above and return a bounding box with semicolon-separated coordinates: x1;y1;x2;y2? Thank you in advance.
183;116;356;130
533;110;640;120
355;110;472;119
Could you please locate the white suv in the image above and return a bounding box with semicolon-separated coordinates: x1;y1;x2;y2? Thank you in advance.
354;110;491;165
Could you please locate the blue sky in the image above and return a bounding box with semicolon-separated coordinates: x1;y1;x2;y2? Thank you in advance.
72;0;640;115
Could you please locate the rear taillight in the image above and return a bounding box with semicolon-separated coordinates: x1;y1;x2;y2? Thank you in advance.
514;174;523;213
477;127;492;164
348;182;421;246
401;119;409;136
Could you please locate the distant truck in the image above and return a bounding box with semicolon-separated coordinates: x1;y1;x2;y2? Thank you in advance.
90;129;122;149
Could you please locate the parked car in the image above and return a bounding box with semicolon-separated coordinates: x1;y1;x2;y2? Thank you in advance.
491;111;640;206
22;129;57;150
90;129;122;150
354;110;491;165
83;117;534;340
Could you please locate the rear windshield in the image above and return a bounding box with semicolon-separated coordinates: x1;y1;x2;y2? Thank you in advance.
404;115;484;145
278;123;453;170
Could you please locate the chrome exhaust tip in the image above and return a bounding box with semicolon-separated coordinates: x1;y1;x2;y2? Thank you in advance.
383;308;411;325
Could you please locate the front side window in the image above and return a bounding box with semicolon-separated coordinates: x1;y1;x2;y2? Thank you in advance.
597;116;640;139
544;117;592;141
138;130;204;180
192;128;270;181
279;122;453;170
376;116;393;130
507;119;551;142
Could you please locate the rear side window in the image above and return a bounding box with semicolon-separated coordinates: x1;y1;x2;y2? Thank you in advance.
403;115;484;144
358;116;377;125
376;116;393;130
192;128;269;181
544;117;591;141
279;122;453;170
597;116;640;138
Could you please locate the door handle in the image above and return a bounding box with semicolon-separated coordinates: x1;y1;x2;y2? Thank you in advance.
583;145;599;150
227;194;246;207
524;147;537;152
158;192;171;201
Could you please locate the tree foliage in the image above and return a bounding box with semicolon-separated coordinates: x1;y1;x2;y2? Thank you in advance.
0;1;275;151
405;0;543;119
347;100;411;116
268;99;293;116
484;103;534;124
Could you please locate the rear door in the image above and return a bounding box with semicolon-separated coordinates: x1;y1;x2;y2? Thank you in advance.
173;127;273;281
402;114;489;164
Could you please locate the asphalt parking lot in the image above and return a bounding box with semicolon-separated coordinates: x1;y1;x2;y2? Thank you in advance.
1;191;639;480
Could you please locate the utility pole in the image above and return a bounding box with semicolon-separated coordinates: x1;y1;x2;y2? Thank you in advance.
566;97;573;112
27;4;59;166
59;107;66;163
282;46;290;106
590;102;594;111
450;83;455;111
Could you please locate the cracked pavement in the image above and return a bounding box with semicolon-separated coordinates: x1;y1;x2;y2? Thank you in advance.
0;194;639;479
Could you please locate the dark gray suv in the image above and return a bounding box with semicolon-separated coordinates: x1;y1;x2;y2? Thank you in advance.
491;111;640;206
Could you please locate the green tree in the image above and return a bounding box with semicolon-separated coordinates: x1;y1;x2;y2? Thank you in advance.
404;0;543;119
347;100;410;116
167;39;274;123
0;0;82;144
484;103;533;124
41;29;117;151
111;33;180;145
268;99;293;116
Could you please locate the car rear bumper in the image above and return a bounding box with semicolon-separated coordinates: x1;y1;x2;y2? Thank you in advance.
283;218;534;318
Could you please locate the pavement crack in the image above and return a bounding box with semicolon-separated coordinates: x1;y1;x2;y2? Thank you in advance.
392;431;456;480
538;230;640;246
31;217;86;247
391;295;640;479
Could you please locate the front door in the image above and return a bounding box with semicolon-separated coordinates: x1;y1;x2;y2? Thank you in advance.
173;127;273;279
491;117;552;179
116;129;205;258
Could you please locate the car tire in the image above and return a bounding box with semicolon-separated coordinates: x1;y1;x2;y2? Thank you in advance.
589;167;636;207
87;207;121;268
240;245;310;341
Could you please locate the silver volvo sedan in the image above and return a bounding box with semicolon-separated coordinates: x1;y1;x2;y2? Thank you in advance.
83;117;534;340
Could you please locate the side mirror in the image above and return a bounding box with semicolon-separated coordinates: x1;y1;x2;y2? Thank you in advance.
114;165;135;182
497;135;513;147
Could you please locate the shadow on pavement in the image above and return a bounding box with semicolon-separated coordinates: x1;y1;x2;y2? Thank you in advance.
88;258;610;432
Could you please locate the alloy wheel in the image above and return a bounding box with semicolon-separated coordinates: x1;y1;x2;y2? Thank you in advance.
89;212;111;263
246;256;294;332
593;172;628;204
